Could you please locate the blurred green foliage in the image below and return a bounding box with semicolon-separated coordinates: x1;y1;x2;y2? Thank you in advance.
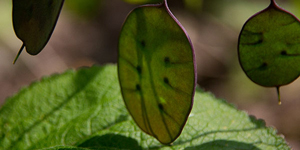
122;0;162;4
183;0;203;13
64;0;103;19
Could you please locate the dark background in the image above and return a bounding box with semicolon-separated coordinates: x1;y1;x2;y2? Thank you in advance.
0;0;299;149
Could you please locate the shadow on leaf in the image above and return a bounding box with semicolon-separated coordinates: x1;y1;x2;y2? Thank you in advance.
184;140;261;150
77;134;142;150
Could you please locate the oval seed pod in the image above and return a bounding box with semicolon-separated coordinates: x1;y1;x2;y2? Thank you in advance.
238;0;300;104
12;0;65;63
118;0;196;145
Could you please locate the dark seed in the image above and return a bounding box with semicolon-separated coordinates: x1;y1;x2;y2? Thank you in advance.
164;57;170;63
164;77;169;84
158;103;164;110
137;66;141;73
136;84;141;90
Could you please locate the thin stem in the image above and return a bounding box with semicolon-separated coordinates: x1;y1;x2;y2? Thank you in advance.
270;0;279;8
276;86;281;105
270;0;275;5
13;44;25;64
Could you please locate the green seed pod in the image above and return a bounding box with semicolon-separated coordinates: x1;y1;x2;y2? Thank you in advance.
13;0;64;63
238;0;300;104
118;0;196;144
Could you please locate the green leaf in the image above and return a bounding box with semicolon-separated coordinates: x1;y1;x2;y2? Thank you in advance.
41;146;89;150
118;1;196;145
0;65;127;149
238;0;300;104
0;65;290;149
12;0;64;63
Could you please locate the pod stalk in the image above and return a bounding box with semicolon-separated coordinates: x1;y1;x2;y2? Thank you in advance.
276;86;281;105
13;44;25;64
